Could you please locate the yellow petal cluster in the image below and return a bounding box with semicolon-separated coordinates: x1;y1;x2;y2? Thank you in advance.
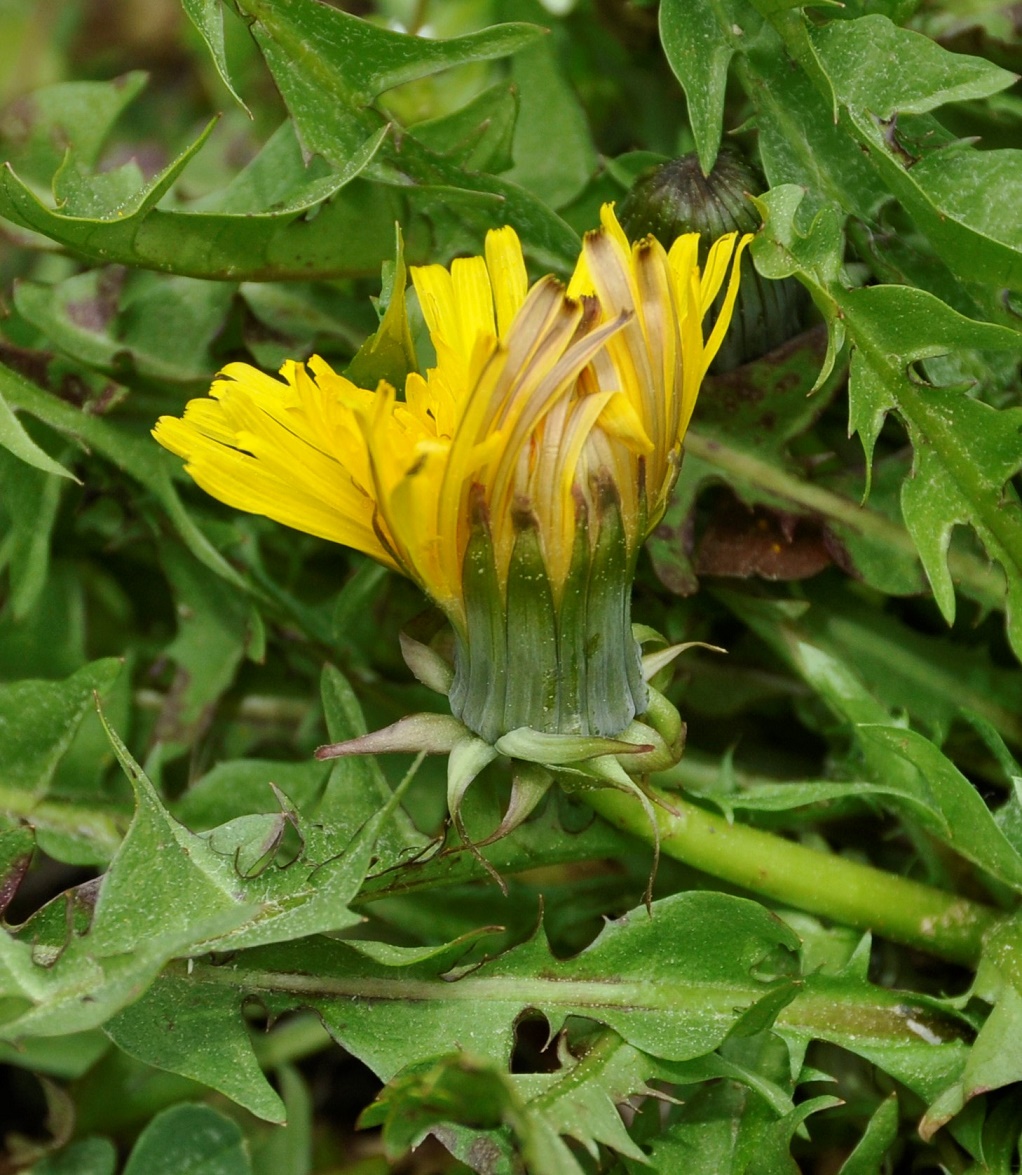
154;205;750;631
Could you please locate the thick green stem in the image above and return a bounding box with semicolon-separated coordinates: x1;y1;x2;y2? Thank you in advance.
583;784;998;965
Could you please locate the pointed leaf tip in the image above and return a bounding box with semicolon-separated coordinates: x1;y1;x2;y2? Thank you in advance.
495;727;652;765
642;641;726;683
478;762;554;845
447;735;500;818
316;712;468;759
399;630;454;695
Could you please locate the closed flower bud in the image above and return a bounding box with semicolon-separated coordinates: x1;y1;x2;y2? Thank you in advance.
618;149;804;371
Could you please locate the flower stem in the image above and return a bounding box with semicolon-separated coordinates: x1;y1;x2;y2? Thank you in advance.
583;784;999;965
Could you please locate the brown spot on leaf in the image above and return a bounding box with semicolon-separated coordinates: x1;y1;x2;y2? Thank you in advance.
877;114;921;167
466;1136;505;1173
66;266;125;333
0;95;49;150
0;339;111;411
699;324;830;424
0;851;32;919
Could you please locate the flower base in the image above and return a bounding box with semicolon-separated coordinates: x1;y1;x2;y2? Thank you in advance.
448;485;647;744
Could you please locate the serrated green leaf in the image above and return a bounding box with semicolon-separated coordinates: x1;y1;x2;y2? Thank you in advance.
237;0;579;271
516;1039;655;1169
135;890;971;1147
747;31;888;223
89;720;260;957
105;974;285;1124
810;15;1015;116
642;1042;784;1175
93;705;396;955
237;0;542;167
897;145;1022;285
755;185;1022;655
368;1033;671;1175
897;391;1022;636
750;187;845;287
0;120;392;280
765;11;1022;288
842;283;1022;362
186;891;800;1083
518;1028;800;1172
54;118;217;221
839;285;1022;647
0;735;377;1037
749;187;846;388
0;725;386;1045
364;1054;513;1161
0;893;246;1042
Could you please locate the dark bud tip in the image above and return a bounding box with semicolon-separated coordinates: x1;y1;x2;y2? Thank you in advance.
468;482;491;529
618;148;762;251
511;495;538;533
618;148;807;371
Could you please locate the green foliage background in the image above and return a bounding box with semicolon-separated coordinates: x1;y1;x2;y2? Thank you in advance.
0;0;1021;1170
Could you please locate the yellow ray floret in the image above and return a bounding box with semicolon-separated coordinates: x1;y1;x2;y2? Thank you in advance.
153;205;751;631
